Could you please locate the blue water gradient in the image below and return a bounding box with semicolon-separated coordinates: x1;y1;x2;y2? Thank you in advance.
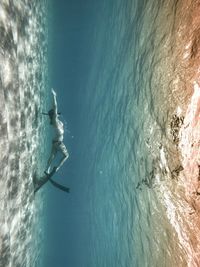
46;0;187;266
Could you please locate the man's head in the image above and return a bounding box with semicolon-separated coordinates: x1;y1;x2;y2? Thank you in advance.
47;109;61;124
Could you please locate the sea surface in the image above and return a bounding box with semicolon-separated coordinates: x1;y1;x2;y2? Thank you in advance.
0;1;49;267
79;0;200;266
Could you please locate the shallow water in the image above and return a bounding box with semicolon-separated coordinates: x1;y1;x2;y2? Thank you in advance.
0;1;49;266
80;0;200;266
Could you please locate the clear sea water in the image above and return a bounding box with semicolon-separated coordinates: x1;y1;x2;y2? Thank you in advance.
79;0;200;266
1;0;200;267
0;1;49;266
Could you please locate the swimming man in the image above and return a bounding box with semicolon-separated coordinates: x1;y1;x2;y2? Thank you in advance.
45;89;69;173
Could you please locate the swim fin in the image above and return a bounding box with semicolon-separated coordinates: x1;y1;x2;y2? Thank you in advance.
49;178;70;193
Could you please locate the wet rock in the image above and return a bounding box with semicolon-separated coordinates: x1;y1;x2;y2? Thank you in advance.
136;169;155;190
196;188;200;196
191;28;200;59
198;165;200;181
170;114;184;144
171;165;183;179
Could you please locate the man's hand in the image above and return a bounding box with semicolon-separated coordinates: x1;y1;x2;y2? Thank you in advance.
52;88;56;95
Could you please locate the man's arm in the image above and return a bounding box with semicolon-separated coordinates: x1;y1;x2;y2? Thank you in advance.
52;89;58;115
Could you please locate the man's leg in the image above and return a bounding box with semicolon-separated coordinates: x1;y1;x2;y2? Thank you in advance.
55;142;69;172
46;144;57;173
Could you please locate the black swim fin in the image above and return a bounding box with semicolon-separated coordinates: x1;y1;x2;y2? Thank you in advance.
49;178;70;193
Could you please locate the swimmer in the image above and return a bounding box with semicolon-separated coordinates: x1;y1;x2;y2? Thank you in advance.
45;89;69;173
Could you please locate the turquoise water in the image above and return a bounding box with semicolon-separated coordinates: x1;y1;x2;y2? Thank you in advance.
79;0;188;266
0;1;49;266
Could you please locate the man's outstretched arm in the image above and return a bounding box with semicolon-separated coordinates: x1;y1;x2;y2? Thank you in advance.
52;89;58;115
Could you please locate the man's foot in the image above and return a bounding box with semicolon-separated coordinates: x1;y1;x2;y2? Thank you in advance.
45;167;57;176
45;166;51;175
52;166;58;172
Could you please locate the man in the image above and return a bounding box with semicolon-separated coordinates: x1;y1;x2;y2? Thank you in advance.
45;89;69;173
